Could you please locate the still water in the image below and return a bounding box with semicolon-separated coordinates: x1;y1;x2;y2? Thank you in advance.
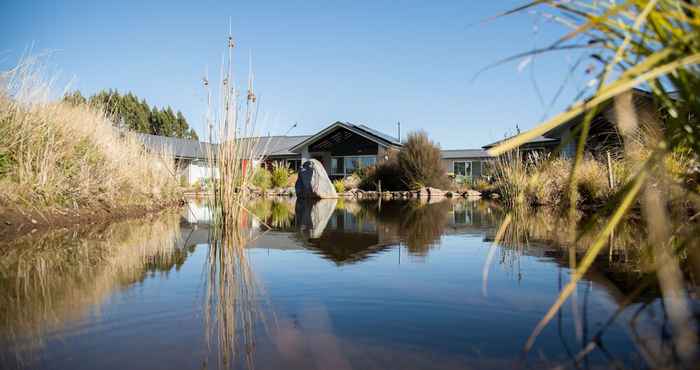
0;198;693;369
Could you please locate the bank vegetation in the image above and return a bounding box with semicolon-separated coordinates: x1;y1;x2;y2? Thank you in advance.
0;60;181;227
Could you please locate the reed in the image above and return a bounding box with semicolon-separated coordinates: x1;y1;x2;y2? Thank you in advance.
490;1;700;365
203;32;266;230
199;31;270;369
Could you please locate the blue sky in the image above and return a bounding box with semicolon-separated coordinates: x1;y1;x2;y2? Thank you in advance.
1;0;593;149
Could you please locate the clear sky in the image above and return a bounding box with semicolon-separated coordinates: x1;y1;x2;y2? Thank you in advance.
1;0;592;149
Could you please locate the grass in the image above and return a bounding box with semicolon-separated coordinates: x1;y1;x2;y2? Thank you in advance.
0;58;180;213
489;151;617;208
489;1;700;365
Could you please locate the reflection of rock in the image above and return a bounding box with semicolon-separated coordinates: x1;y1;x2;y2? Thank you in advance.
295;159;337;198
295;198;337;239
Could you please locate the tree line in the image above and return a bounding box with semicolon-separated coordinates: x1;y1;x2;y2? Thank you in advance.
63;90;199;140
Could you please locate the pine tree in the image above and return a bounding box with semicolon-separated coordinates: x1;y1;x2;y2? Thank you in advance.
67;89;199;139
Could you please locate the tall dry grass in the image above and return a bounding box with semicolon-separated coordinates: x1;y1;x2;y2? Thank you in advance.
0;59;179;211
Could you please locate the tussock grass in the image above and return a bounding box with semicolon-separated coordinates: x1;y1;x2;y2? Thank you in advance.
0;59;179;212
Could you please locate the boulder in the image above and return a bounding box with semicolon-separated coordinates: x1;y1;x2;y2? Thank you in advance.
295;159;338;199
463;189;482;197
416;187;447;198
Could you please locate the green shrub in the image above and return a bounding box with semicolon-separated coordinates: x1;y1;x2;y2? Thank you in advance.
270;162;291;188
397;131;450;189
333;179;345;193
251;167;272;190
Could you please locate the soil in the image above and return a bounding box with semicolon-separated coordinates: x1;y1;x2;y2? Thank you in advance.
0;200;184;241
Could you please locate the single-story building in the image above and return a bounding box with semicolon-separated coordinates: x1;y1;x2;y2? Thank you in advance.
137;121;491;185
136;133;219;185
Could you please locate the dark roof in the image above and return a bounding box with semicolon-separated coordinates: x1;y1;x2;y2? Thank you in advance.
251;135;311;157
136;133;217;160
440;149;492;159
482;135;559;150
290;121;402;152
351;123;401;146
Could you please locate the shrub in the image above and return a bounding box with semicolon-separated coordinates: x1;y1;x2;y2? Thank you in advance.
333;179;345;193
251;167;271;190
359;154;405;191
270;162;291;188
397;131;450;189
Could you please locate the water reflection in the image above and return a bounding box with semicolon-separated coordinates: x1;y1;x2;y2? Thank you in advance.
0;197;696;370
0;212;187;368
202;206;266;370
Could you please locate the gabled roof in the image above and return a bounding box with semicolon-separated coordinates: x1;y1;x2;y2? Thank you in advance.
240;135;312;157
136;133;217;160
289;121;402;153
440;149;492;159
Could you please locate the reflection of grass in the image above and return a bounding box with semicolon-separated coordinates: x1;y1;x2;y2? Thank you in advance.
247;198;295;229
203;207;267;370
0;212;182;367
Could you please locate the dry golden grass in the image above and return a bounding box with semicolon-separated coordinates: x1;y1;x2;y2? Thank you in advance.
0;60;180;211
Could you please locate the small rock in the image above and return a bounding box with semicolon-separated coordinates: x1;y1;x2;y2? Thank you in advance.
31;219;38;224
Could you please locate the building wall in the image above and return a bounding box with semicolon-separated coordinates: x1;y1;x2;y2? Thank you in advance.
185;160;219;185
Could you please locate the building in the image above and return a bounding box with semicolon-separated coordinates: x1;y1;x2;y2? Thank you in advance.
482;89;659;158
136;133;219;185
138;121;491;185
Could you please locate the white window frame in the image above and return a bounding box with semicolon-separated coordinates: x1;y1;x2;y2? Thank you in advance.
453;160;472;178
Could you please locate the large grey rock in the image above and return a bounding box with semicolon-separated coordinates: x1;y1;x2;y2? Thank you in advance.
295;159;338;198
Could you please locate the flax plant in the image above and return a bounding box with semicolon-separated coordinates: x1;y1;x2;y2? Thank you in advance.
488;1;700;366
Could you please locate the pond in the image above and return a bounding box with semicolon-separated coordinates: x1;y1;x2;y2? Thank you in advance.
0;198;694;369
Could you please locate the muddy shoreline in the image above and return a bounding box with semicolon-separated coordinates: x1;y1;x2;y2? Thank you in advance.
0;200;184;241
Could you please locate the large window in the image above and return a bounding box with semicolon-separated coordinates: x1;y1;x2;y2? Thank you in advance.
453;161;472;178
331;155;376;176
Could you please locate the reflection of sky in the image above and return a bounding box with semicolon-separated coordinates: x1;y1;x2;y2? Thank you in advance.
3;201;678;370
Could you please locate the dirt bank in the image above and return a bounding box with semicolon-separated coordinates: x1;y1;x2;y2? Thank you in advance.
0;201;184;241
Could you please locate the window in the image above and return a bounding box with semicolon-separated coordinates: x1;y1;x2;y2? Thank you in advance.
331;156;376;176
345;157;360;173
453;161;472;178
331;158;344;175
361;156;376;168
